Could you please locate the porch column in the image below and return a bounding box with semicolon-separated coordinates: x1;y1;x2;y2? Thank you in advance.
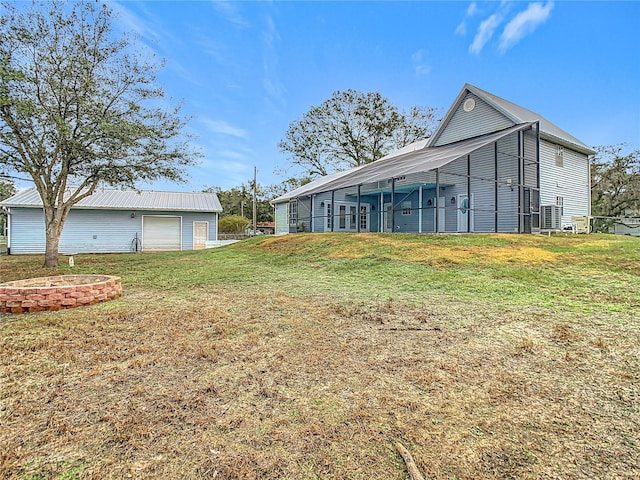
331;190;335;232
357;185;361;233
379;192;383;232
391;178;396;233
418;185;423;233
435;169;440;233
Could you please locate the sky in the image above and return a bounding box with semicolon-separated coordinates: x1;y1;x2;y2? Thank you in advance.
12;1;640;192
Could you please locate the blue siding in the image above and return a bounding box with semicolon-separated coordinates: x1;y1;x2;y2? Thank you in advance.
539;140;590;225
434;93;514;146
8;208;217;254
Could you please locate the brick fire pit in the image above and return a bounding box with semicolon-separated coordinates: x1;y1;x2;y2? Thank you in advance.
0;275;122;314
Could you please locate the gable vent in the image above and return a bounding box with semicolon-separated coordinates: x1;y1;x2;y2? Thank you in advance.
463;98;476;112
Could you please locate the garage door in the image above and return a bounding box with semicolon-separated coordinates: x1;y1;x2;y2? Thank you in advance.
142;216;182;251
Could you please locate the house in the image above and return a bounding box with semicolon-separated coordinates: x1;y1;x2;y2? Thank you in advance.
272;83;595;235
256;221;275;235
0;187;222;254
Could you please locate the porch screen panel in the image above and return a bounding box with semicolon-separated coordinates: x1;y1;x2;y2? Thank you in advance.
298;197;312;233
360;180;384;233
469;142;496;232
313;192;332;232
331;186;360;232
438;157;467;233
496;135;519;232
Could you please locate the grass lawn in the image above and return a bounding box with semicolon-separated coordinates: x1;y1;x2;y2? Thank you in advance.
1;233;639;479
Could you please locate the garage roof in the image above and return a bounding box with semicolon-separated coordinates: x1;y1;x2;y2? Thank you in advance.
0;187;223;212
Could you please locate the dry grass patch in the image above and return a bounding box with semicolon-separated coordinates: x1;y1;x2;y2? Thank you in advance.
260;233;558;267
1;289;639;479
1;234;639;479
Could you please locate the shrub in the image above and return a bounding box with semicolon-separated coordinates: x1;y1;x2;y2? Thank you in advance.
219;215;251;234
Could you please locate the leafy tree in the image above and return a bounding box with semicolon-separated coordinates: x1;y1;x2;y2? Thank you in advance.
0;179;16;235
263;176;313;200
278;89;439;177
591;145;640;218
205;180;298;223
0;1;199;266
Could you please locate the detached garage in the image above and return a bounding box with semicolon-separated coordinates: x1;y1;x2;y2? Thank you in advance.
0;188;222;254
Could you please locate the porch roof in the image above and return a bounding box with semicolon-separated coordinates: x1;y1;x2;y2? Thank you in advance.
273;122;535;202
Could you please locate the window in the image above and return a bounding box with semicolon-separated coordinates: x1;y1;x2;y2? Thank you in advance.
326;203;332;230
350;206;357;230
556;196;564;216
555;145;564;167
402;200;412;216
289;201;297;226
360;206;368;231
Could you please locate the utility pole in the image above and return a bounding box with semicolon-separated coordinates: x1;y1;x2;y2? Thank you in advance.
252;166;257;235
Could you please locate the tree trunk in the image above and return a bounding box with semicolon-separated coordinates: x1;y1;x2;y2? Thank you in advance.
44;222;62;268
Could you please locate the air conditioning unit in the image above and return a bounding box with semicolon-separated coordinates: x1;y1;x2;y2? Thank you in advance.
540;205;562;230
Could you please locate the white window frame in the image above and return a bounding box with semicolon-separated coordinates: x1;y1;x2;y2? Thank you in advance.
401;200;412;216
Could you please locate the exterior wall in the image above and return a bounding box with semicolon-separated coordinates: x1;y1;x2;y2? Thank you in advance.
539;139;590;225
8;208;217;254
433;93;514;146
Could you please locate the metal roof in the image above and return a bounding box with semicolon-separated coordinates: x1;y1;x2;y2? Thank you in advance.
273;122;534;202
0;187;223;212
430;83;595;155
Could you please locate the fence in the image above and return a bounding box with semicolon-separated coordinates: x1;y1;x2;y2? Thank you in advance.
592;216;640;236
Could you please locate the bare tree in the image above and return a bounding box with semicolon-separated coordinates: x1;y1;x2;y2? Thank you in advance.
0;1;199;266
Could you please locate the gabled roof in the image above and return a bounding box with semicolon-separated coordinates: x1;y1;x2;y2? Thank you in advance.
273;122;535;202
0;187;223;212
429;83;595;155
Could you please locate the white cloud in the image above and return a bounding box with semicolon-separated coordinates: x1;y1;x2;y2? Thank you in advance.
201;119;247;138
469;13;503;54
262;15;286;106
499;2;554;53
211;1;250;29
411;50;432;77
455;2;479;36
